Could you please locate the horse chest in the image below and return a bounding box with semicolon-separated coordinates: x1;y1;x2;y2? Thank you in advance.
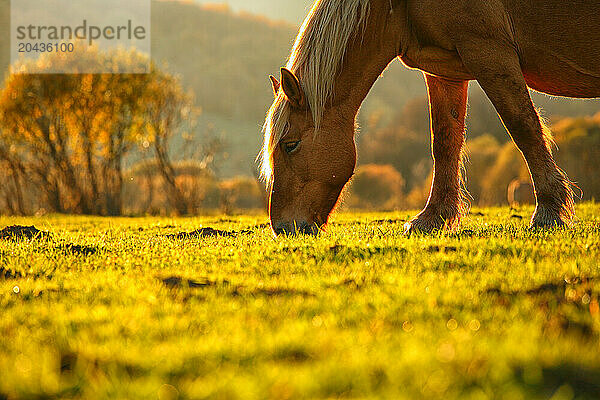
399;46;474;81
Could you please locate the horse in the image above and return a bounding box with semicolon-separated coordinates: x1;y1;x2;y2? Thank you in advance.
261;0;600;235
508;179;536;208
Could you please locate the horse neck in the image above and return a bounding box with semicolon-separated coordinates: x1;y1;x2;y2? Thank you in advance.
332;2;405;121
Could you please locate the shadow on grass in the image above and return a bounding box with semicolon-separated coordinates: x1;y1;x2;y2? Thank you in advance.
159;275;315;298
0;225;50;240
164;227;254;239
514;363;600;399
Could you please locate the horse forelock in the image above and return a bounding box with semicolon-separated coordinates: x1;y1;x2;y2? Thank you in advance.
260;0;371;184
259;93;289;184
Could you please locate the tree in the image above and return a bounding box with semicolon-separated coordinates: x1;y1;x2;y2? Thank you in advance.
0;45;199;215
143;70;197;214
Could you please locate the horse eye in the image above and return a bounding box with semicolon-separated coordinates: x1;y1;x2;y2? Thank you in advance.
283;140;301;154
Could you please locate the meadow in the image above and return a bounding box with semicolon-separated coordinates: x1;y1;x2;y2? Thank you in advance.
0;204;599;399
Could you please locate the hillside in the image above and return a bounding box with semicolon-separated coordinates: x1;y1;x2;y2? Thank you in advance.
193;0;313;24
150;1;431;122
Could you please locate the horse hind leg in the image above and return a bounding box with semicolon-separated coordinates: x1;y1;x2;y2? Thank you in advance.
405;74;469;234
458;41;576;228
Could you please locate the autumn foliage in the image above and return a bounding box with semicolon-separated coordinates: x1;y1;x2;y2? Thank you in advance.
0;46;197;215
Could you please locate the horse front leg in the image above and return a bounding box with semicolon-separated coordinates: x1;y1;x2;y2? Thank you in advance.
405;74;469;234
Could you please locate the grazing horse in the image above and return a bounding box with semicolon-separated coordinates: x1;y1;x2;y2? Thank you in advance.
261;0;600;235
508;179;536;208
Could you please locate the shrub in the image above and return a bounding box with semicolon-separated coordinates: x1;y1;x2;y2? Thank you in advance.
553;113;600;201
481;142;529;205
123;160;220;215
347;164;405;210
359;126;428;192
464;134;502;205
219;176;266;213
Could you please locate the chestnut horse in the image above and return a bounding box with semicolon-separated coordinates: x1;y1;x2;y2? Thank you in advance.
261;0;600;235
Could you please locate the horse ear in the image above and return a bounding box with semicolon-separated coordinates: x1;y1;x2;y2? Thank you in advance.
269;75;280;97
280;67;307;109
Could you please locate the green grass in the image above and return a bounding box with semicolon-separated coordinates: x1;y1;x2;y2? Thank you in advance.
1;204;599;400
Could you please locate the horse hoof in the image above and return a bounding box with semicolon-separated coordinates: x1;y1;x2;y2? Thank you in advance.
530;216;567;230
403;222;414;237
530;206;571;230
403;220;441;236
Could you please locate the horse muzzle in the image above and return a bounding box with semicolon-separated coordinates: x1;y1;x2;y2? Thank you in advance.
272;221;321;236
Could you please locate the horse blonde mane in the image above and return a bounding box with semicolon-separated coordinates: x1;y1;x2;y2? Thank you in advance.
260;0;371;182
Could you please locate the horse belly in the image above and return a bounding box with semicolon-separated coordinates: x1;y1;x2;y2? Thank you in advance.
511;1;600;98
522;55;600;98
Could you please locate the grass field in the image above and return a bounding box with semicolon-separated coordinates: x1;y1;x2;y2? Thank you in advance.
1;204;599;400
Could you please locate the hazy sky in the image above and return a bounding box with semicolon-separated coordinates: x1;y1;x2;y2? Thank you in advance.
193;0;313;24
